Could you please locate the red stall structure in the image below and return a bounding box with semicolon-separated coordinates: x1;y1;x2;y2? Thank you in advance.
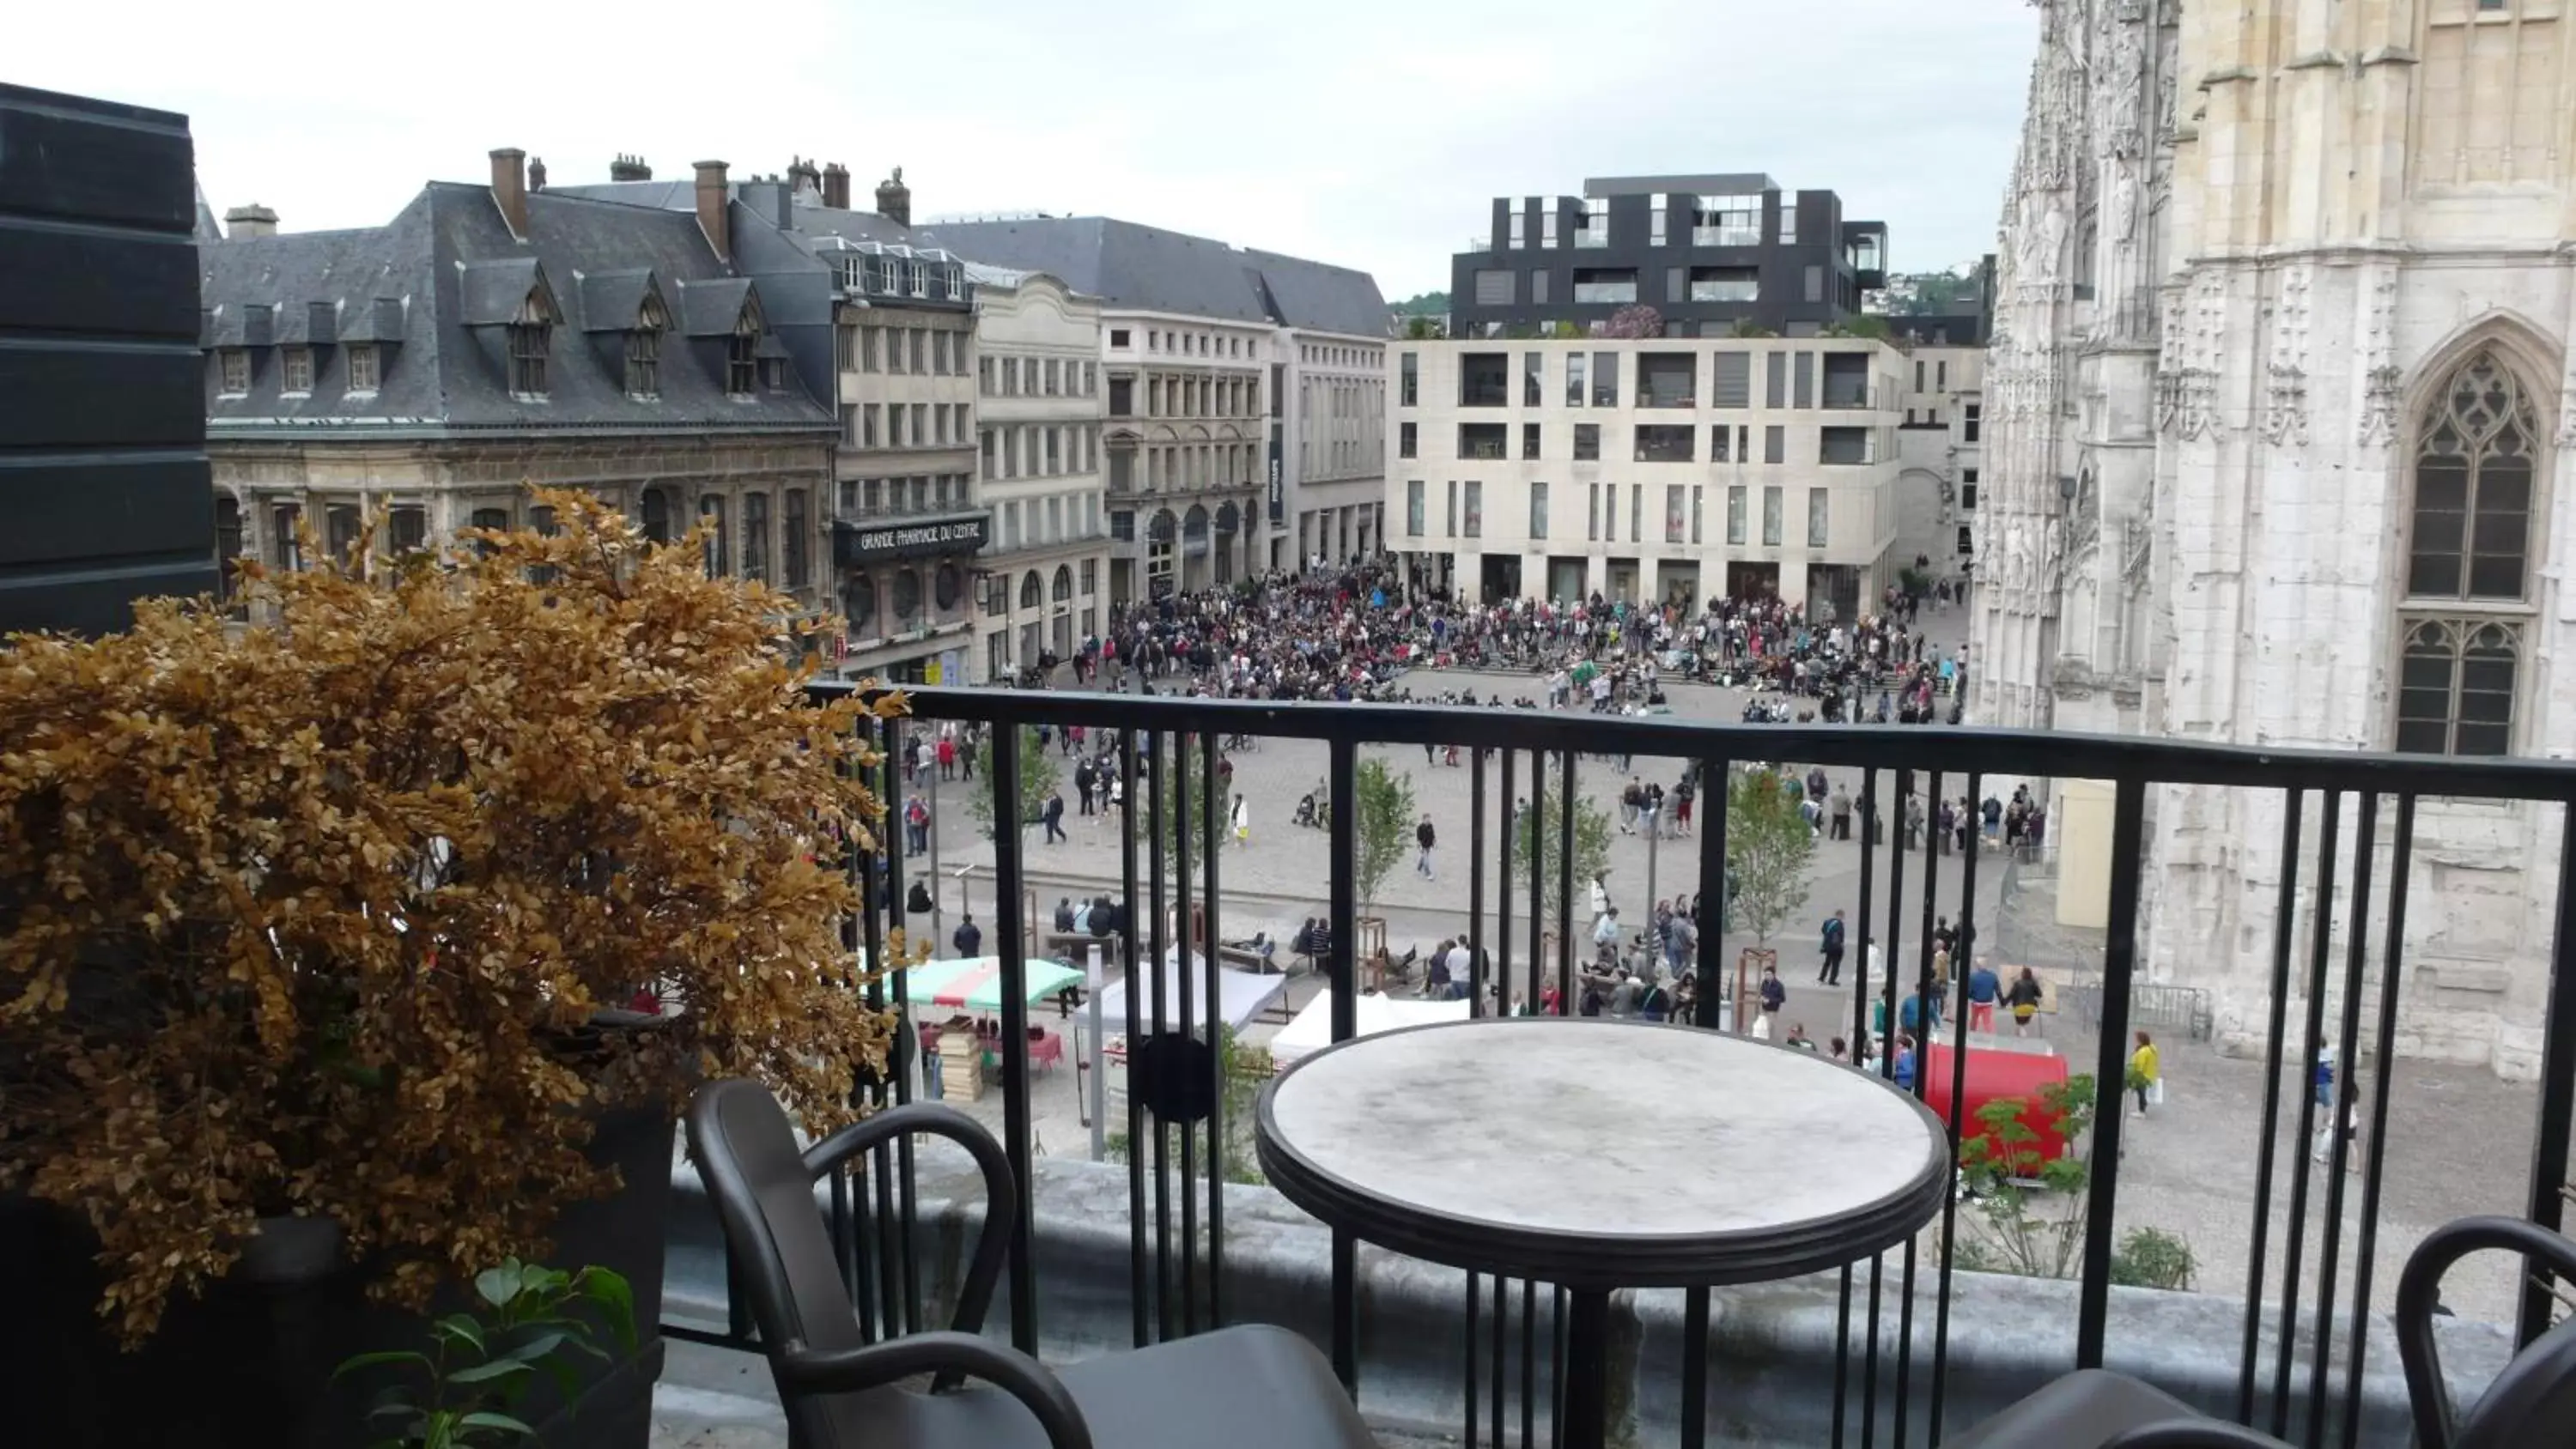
1923;1041;2076;1172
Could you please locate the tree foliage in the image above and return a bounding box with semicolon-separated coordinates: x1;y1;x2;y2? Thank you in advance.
1728;318;1779;339
1824;314;1893;341
1951;1074;2200;1291
0;489;899;1343
1601;304;1666;339
1724;768;1814;945
967;726;1062;841
1352;757;1418;916
1390;291;1449;318
1508;769;1614;929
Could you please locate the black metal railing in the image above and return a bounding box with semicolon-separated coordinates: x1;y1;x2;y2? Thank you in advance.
671;688;2576;1449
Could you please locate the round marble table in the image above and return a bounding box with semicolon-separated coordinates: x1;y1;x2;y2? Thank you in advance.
1255;1017;1950;1449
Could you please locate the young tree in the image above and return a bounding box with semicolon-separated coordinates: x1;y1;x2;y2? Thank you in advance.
1602;303;1667;339
1508;769;1615;930
1724;767;1814;946
1351;757;1418;919
966;725;1063;840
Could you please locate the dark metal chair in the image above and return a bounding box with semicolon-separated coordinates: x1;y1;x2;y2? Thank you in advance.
685;1078;1377;1449
1947;1215;2576;1449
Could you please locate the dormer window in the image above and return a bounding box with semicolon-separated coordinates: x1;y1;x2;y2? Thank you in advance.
282;346;313;394
728;312;759;397
347;344;380;393
507;289;556;397
628;296;667;398
218;349;249;395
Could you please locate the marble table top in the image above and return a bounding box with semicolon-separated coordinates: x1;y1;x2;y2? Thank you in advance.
1255;1017;1950;1288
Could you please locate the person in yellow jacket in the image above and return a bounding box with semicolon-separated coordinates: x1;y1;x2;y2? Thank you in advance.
2129;1030;2161;1115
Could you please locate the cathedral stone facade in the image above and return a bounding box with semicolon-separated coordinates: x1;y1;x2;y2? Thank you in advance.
1980;0;2576;1077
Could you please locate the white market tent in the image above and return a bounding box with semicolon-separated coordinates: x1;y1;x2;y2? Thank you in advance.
1089;949;1286;1034
1267;990;1473;1070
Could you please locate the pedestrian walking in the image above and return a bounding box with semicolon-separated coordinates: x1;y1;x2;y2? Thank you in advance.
2007;966;2043;1036
1416;815;1437;878
1231;792;1249;846
1042;791;1066;844
2129;1030;2160;1116
1967;960;2001;1034
1818;909;1846;985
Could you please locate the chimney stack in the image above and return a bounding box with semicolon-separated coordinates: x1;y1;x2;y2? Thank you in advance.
875;166;910;227
694;160;731;263
610;153;653;182
222;203;278;239
489;148;529;240
787;155;822;198
822;162;850;210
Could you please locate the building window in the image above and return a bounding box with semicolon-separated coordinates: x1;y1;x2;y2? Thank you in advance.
1444;479;1458;536
1473;269;1517;306
1524;351;1545;407
1530;481;1549;539
1649;192;1668;247
1573;423;1600;461
345;343;380;393
1963;403;1983;444
1693;196;1761;247
1588;484;1601;541
1963;470;1979;510
270;504;303;571
1523;422;1541;460
728;314;760;397
1665;484;1686;543
1727;486;1747;545
1406;480;1425;537
508;291;554;397
1593;352;1618;407
628;298;667;397
1779;202;1799;244
1400;421;1418;458
1110;328;1131;348
1692;485;1704;544
641;488;672;545
1463;481;1482;539
1400;351;1418;407
1803;266;1825;305
281;347;313;394
742;492;770;583
700;494;729;578
323;503;361;561
1577;196;1610;248
1567;354;1587;408
1762;486;1783;546
1689;268;1761;303
1765;425;1786;464
1807;488;1830;547
1572;270;1638;306
784;488;810;590
1712;425;1733;463
2396;349;2541;755
388;506;427;555
218;349;250;395
1541;209;1560;248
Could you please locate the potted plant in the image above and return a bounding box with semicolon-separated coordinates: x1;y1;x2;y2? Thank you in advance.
0;489;900;1448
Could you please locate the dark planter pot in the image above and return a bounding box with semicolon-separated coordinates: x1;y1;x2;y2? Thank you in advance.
0;1102;673;1449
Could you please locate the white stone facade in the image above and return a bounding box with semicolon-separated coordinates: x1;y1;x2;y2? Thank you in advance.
1100;314;1270;600
969;270;1111;683
1892;344;1985;580
1984;0;2576;1077
1287;332;1389;570
1385;336;1905;614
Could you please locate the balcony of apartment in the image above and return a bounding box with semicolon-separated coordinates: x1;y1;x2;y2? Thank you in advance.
1571;269;1639;307
1458;352;1511;408
1633;423;1696;463
1457;422;1510;462
1637;353;1698;409
1822;352;1875;410
1820;425;1877;466
639;694;2576;1449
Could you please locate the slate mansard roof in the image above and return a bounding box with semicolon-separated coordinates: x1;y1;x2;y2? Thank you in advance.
913;217;1388;338
198;184;835;437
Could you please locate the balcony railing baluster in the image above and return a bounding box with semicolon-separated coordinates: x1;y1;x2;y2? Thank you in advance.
1119;726;1151;1349
2309;793;2384;1441
1200;726;1228;1331
2240;789;2306;1425
1929;767;1981;1448
2524;803;2576;1346
2344;792;2418;1449
2274;790;2344;1438
2075;774;2151;1370
990;722;1040;1354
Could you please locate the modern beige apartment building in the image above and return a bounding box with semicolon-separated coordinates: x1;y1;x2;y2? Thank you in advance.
1386;336;1906;617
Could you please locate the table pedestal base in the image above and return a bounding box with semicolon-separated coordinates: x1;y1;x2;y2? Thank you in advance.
1562;1289;1610;1449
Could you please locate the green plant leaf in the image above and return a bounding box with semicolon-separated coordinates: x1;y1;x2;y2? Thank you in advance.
475;1265;522;1308
333;1349;434;1382
498;1330;569;1367
447;1357;537;1386
519;1262;568;1299
457;1411;535;1439
576;1267;638;1352
431;1313;488;1355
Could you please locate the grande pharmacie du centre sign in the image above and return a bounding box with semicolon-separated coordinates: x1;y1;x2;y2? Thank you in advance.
843;515;991;562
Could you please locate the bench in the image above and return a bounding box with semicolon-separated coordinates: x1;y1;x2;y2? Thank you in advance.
1042;930;1122;961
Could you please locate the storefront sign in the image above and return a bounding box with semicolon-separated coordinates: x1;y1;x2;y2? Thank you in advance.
832;512;991;567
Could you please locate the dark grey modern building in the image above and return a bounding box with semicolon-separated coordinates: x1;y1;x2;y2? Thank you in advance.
1449;174;1888;340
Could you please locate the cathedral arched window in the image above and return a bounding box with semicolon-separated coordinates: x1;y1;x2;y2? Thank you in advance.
2396;349;2539;755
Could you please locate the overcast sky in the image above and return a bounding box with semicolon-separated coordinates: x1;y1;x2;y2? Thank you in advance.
19;0;2038;301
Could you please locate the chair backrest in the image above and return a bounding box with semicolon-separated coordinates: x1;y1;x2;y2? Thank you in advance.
687;1079;868;1360
2398;1216;2576;1449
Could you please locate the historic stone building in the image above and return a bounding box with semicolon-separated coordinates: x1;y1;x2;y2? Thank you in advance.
1980;0;2576;1076
199;150;838;623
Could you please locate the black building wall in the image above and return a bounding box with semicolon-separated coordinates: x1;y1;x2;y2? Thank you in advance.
1448;187;1856;337
0;83;215;634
